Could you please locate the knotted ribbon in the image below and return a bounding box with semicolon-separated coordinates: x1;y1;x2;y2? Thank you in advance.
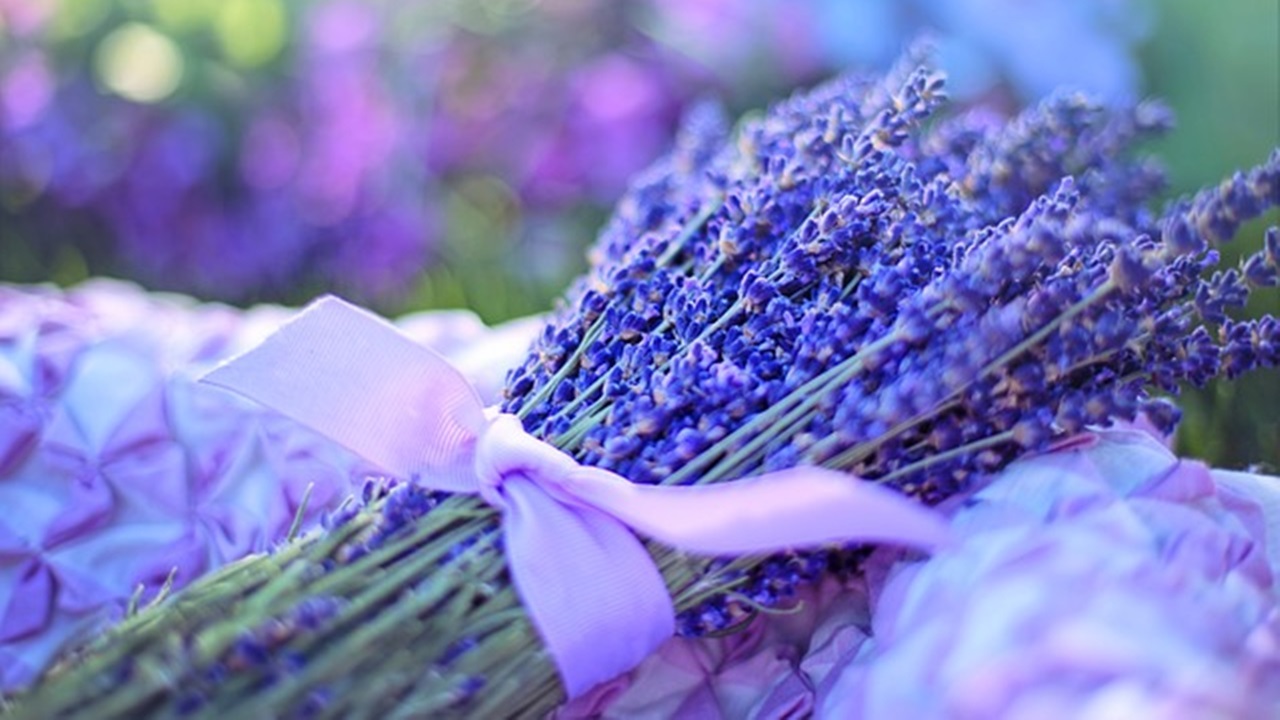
201;297;950;697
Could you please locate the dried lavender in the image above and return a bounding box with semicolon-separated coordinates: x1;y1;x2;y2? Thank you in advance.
8;53;1279;717
500;51;1280;632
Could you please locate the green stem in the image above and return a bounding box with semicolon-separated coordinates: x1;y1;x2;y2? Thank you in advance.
874;430;1016;485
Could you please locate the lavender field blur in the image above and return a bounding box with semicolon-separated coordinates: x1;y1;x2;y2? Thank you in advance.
1;0;1276;467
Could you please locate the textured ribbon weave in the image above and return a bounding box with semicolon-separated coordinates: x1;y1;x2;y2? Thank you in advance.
201;297;950;697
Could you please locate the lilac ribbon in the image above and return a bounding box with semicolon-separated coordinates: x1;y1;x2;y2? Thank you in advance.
201;297;950;697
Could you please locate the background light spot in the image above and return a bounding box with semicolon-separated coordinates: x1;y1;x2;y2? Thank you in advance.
94;23;184;103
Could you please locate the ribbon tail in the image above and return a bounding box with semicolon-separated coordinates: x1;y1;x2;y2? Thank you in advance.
563;466;953;555
499;475;675;699
199;296;487;490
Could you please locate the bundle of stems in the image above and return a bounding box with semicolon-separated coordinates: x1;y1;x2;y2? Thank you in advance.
6;482;771;718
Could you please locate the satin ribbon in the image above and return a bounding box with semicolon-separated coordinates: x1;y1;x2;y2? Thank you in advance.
201;296;950;697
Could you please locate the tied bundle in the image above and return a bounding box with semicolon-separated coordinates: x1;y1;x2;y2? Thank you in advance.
7;50;1280;718
501;51;1279;632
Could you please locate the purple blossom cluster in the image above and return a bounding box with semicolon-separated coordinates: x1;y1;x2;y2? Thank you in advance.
501;50;1280;632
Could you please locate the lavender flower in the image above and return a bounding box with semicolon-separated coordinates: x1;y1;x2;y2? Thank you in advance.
501;48;1280;631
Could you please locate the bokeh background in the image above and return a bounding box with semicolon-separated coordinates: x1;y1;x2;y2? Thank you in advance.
1;0;1276;468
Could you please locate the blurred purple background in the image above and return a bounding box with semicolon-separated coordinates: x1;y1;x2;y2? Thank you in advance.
1;0;1167;311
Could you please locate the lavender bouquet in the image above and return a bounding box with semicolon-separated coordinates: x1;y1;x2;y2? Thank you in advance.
6;52;1280;718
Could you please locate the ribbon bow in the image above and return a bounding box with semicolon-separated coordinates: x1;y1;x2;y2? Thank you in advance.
201;297;950;697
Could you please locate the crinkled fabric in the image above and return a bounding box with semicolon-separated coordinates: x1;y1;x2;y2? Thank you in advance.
558;575;874;720
0;280;537;690
565;428;1280;719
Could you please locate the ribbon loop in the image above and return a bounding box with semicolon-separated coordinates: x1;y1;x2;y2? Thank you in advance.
200;296;951;699
203;297;487;492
